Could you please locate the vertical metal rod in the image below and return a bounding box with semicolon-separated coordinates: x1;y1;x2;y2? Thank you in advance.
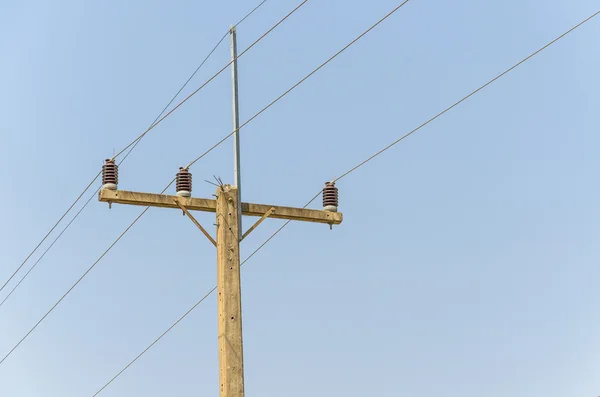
230;25;242;240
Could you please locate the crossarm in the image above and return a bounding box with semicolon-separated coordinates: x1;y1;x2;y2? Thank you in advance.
99;189;342;225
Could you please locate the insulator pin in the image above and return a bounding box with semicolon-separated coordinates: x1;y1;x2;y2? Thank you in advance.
322;181;338;212
176;167;192;197
101;159;118;190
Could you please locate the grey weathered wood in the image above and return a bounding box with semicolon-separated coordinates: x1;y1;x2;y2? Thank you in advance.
99;189;343;225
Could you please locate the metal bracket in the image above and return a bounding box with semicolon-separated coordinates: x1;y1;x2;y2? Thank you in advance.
241;207;275;241
174;198;217;247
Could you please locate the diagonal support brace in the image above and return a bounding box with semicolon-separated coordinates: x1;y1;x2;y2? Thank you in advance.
174;198;217;247
241;207;275;241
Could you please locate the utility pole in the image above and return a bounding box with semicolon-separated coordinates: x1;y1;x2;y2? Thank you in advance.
216;185;243;397
98;23;342;397
99;186;342;397
223;26;244;396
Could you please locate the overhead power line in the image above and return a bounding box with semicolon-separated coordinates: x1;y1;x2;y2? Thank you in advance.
0;1;270;305
91;193;322;396
91;286;217;396
332;8;600;184
112;0;310;161
185;0;412;169
0;174;99;295
0;0;312;366
0;194;96;309
119;0;268;165
92;1;421;392
88;7;600;394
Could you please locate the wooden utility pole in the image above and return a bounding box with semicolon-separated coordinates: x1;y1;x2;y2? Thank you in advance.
98;188;342;397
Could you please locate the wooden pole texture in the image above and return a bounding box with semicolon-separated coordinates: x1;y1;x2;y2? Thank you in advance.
216;185;244;397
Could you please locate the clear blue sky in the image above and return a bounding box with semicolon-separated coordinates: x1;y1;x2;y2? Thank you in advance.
1;1;599;396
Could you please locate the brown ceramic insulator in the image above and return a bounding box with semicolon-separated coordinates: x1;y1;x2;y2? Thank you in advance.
176;167;192;194
322;181;338;209
102;159;118;186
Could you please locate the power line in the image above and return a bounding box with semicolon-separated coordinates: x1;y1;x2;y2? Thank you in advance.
2;0;412;372
333;8;600;184
0;0;310;367
2;0;408;373
185;0;413;169
0;193;95;309
91;0;424;391
0;206;148;366
112;0;309;161
0;173;100;295
91;286;217;397
258;8;600;263
2;0;403;356
90;194;322;396
0;174;181;365
118;0;268;165
88;7;600;393
0;0;269;306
